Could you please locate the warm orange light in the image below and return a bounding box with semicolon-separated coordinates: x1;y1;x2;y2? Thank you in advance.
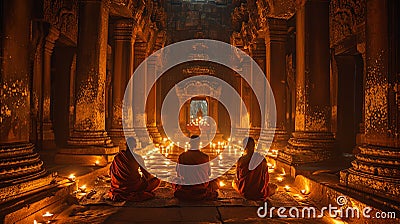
42;211;53;217
68;174;76;181
79;184;87;192
276;176;284;182
219;181;226;187
284;185;290;191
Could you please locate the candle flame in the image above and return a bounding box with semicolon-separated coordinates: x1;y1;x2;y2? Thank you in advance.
276;176;284;182
284;185;290;191
68;174;76;180
42;211;53;217
219;181;225;187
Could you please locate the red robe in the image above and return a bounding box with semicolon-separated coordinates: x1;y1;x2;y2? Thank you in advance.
109;150;160;202
174;149;218;201
234;152;270;201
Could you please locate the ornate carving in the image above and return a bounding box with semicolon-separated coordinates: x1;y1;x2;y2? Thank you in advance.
330;0;366;46
43;0;78;44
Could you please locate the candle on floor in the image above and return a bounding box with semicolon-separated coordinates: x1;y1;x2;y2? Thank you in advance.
68;174;76;182
79;184;87;192
301;189;307;194
219;181;225;187
284;185;290;191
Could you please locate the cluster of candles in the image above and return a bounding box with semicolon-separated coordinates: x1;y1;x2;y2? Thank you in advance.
267;149;279;158
187;116;210;127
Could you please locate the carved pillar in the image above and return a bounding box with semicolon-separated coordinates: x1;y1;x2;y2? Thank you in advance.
340;0;400;201
56;0;118;165
146;57;162;143
0;0;50;200
41;26;59;149
264;18;289;150
278;0;334;166
108;19;136;150
249;38;265;140
133;41;150;146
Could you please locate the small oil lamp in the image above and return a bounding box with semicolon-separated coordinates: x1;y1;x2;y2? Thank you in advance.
283;185;290;191
68;174;76;182
42;211;54;222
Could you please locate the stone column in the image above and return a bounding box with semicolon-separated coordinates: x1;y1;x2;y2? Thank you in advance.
278;0;334;166
0;0;51;200
56;0;118;166
146;57;162;143
108;19;136;150
41;26;59;149
264;18;289;150
249;39;265;140
133;41;150;146
340;0;400;201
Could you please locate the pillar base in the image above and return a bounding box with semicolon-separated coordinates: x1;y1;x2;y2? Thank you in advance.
108;128;136;150
0;143;47;185
56;130;119;166
134;127;152;148
147;125;162;144
259;128;289;151
340;145;400;201
42;122;56;150
278;131;334;165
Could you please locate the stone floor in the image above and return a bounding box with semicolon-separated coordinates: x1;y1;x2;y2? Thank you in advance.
32;145;342;223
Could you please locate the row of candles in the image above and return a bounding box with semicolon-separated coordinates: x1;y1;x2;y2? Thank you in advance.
266;162;310;196
34;173;89;223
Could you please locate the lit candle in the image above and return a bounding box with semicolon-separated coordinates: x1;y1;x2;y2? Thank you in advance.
95;160;100;166
284;185;290;191
301;189;307;194
79;184;87;192
68;174;76;182
219;181;225;187
42;212;54;223
276;176;283;182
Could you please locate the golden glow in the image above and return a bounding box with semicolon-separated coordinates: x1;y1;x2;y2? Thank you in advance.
219;181;225;187
276;176;284;182
42;211;53;217
68;174;76;181
284;185;290;191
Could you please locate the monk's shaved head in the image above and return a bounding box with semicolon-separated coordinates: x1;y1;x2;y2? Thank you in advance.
190;135;200;150
243;137;255;153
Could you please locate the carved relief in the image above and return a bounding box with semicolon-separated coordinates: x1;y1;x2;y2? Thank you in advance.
44;0;78;44
330;0;366;46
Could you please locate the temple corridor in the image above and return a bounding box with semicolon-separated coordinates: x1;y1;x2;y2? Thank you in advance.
1;0;399;223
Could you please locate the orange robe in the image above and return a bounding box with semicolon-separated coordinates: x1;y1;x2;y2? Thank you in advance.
174;149;218;201
109;150;160;202
234;152;270;201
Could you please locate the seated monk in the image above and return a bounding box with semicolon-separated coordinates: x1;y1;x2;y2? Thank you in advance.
233;137;277;201
109;137;160;202
174;135;219;201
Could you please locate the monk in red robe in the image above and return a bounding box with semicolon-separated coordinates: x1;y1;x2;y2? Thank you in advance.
174;135;219;201
233;137;277;201
109;137;160;202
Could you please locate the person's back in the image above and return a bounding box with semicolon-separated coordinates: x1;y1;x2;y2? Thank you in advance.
174;135;218;201
236;152;270;200
109;137;160;201
177;149;210;185
233;137;276;201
